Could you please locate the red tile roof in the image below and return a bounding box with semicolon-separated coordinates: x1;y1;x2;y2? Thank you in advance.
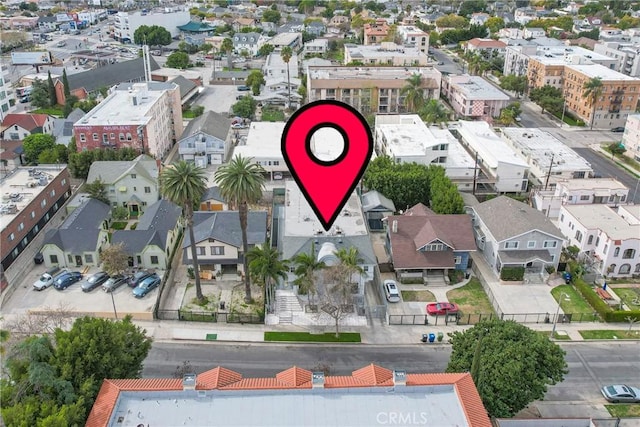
467;38;507;49
1;113;51;132
86;365;491;427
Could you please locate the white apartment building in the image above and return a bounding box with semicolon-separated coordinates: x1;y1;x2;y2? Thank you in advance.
0;65;13;120
622;114;640;162
231;122;289;180
500;128;593;187
594;42;640;77
396;25;429;53
558;204;640;278
531;178;630;219
263;51;299;80
441;75;510;119
113;8;190;42
344;43;429;66
303;39;328;56
452;121;529;194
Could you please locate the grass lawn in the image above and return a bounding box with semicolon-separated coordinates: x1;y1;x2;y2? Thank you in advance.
606;404;640;417
183;110;199;119
536;331;572;340
264;332;361;343
31;107;64;117
611;288;640;310
111;221;128;230
446;278;495;315
579;330;640;340
551;285;599;321
401;290;436;302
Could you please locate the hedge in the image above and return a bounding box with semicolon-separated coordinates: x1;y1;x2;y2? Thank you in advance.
500;266;524;281
604;310;640;322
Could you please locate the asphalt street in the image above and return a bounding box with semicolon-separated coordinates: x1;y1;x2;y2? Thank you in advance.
573;147;640;203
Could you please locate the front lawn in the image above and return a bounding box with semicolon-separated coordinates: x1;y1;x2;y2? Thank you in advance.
111;221;128;230
31;107;64;117
579;330;640;340
264;332;361;343
401;290;435;302
606;404;640;417
611;288;640;310
536;331;571;340
446;278;494;315
551;285;599;321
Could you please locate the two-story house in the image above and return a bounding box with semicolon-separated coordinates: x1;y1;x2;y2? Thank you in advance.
86;154;160;216
1;114;54;141
233;32;263;56
471;196;564;279
178;111;230;167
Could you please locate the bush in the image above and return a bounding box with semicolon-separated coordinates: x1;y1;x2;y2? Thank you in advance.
572;277;611;318
604;310;640;322
500;266;524;281
187;266;195;279
546;266;556;274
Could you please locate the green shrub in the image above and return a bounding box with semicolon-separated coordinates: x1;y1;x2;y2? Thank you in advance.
500;266;524;281
604;310;640;322
572;278;611;318
400;277;424;284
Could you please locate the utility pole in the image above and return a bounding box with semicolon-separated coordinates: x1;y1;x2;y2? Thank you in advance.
544;153;554;191
472;151;478;195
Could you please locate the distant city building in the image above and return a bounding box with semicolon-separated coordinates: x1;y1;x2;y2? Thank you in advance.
112;8;190;42
343;43;429;66
441;75;510;119
364;19;390;45
396;25;429;53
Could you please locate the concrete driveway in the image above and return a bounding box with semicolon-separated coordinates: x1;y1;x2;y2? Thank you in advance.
194;84;239;116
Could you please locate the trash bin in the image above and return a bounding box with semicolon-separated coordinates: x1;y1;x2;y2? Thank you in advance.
428;333;436;343
421;334;429;343
219;301;225;310
465;272;470;279
437;332;444;342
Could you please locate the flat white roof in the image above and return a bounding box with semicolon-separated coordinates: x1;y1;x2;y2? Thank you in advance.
284;180;368;237
308;66;439;81
501;128;592;173
528;45;613;65
345;43;427;59
559;178;628;191
0;166;66;231
436;130;476;169
447;75;510;101
453;122;528;169
566;63;640;81
563;204;640;240
376;122;435;157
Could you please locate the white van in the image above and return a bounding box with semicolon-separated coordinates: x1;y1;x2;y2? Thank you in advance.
384;280;401;303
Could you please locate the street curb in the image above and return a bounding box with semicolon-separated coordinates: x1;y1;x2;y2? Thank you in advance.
157;338;454;347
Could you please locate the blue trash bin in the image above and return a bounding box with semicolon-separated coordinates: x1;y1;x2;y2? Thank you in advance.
428;333;436;343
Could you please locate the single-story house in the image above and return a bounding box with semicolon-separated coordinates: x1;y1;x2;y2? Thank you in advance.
361;190;395;231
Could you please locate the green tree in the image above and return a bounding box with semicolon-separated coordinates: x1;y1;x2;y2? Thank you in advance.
62;69;70;99
293;243;326;308
298;0;316;14
262;8;281;23
363;156;430;211
86;178;109;204
608;142;627;158
215;155;266;303
335;247;364;292
419;99;449;124
63;94;78;118
458;0;487;17
447;319;567;418
37;143;69;164
133;25;172;48
247;240;288;313
23;133;56;163
29;78;50;109
246;69;265;96
221;37;234;71
281;46;293;108
100;242;129;276
498;102;521;125
47;70;57;106
427;166;465;214
112;205;129;220
232;95;257;118
166;51;190;69
160;161;208;301
257;43;275;57
582;76;603;130
435;14;469;29
616;15;640;30
401;73;426;112
485;16;505;33
499;74;528;98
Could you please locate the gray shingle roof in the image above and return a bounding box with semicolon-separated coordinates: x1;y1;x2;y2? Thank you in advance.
60;57;160;94
170;75;197;100
182;111;231;142
472;196;563;242
86;154;158;185
361;190;395;213
183;211;267;248
201;186;224;203
43;199;110;252
52;108;84;139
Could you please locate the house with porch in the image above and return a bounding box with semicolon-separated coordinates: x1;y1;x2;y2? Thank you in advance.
386;204;476;284
86;154;160;216
178;111;230;167
182;210;268;277
40;198;111;268
470;196;564;280
199;186;227;211
361;190;395;231
111;199;182;270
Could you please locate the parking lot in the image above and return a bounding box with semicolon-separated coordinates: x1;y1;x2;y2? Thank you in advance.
3;263;164;320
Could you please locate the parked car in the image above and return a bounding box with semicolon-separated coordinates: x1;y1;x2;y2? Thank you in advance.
237;85;250;91
601;385;640;403
81;271;110;292
426;302;459;316
383;280;400;303
19;95;31;103
56;40;66;47
33;273;55;291
273;172;283;180
34;252;44;264
132;274;161;298
102;275;128;293
127;271;152;288
231;123;246;129
611;127;625;133
53;271;83;290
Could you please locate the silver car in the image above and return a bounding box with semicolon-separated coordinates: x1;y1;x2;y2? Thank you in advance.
384;280;401;303
601;384;640;403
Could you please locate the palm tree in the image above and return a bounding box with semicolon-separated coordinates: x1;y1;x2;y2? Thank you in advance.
247;240;288;314
335;247;364;296
419;99;449;124
293;243;326;308
280;46;293;109
214;155;266;303
582;77;603;130
400;73;425;113
221;37;234;73
160;161;208;301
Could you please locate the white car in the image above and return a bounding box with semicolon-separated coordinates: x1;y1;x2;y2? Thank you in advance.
33;273;55;291
384;280;401;303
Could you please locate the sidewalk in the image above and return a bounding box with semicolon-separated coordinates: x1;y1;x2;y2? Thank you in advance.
590;143;640;177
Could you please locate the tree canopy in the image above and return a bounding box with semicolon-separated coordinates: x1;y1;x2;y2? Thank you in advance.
446;319;567;418
166;51;190;69
23;133;56;163
435;14;469;29
232;95;257;118
133;25;171;46
68;147;140;179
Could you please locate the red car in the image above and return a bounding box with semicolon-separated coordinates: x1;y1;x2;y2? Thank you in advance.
426;302;459;316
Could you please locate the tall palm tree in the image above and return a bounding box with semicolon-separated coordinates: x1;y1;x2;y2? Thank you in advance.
293;243;326;308
281;46;293;109
214;155;266;303
160;161;208;301
400;73;425;113
247;240;288;314
419;99;449;124
335;247;364;296
582;77;603;130
221;37;234;73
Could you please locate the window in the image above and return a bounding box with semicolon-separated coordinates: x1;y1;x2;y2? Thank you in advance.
119;133;125;141
9;233;14;241
635;264;640;273
560;214;564;222
363;266;369;272
527;241;536;248
596;237;600;246
93;133;99;141
50;255;58;264
604;244;609;254
543;241;557;248
126;133;132;141
505;241;518;249
580;195;590;201
30;210;35;219
102;133;108;143
575;230;583;242
454;256;462;264
50;189;56;197
18;222;24;231
80;133;86;142
614;247;620;257
211;246;225;255
110;133;115;139
623;249;636;259
85;254;93;263
150;255;159;264
144;186;151;193
587;235;593;245
197;247;206;256
61;178;66;186
131;174;137;179
68;254;73;263
619;263;631;274
41;199;47;208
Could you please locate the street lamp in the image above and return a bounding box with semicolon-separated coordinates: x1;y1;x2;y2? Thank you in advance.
110;291;118;320
551;292;568;339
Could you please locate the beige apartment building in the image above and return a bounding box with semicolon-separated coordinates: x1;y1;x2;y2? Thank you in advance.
306;66;442;114
363;19;390;45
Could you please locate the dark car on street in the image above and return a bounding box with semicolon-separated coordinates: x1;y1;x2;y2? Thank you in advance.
132;274;161;298
53;271;83;290
127;271;152;288
81;271;110;292
611;127;625;132
102;275;128;292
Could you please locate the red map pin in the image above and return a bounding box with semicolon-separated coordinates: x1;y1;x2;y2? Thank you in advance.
281;100;373;231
